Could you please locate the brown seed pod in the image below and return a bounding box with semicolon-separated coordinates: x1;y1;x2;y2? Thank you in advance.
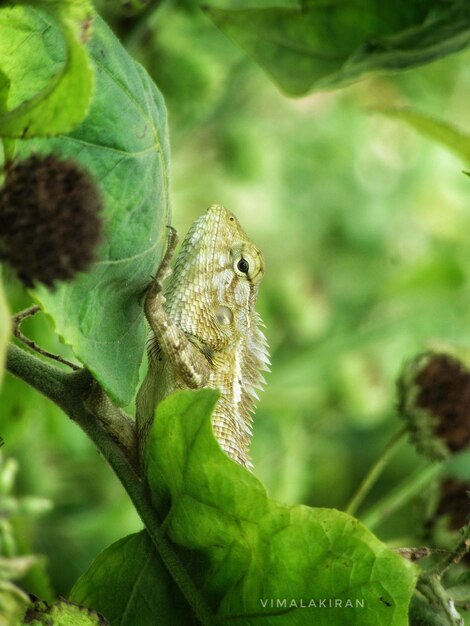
436;478;470;531
398;352;470;461
0;154;103;288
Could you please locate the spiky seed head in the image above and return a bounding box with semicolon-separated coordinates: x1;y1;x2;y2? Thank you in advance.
398;352;470;461
436;478;470;531
0;154;103;288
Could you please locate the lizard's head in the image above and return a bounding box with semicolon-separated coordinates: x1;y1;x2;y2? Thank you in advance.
209;203;264;283
165;204;265;351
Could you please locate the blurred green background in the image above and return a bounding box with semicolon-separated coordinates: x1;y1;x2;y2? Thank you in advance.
1;1;470;604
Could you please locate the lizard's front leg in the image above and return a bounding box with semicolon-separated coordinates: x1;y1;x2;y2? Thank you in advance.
144;227;210;389
136;227;211;461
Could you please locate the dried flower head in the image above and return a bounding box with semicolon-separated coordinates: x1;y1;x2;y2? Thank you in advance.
0;154;103;288
436;478;470;531
398;352;470;461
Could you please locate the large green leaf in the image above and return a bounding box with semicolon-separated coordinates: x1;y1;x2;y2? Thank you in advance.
375;107;470;164
8;11;170;405
144;389;417;624
204;1;470;96
72;390;417;624
0;1;94;138
70;531;195;626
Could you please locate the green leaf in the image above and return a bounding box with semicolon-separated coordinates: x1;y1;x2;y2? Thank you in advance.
9;12;170;406
70;531;195;626
23;598;109;626
0;273;9;389
0;3;94;138
374;107;470;164
144;389;417;625
204;1;470;96
0;580;30;626
0;556;38;581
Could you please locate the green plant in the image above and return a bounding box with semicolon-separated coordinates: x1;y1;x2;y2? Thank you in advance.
1;2;469;625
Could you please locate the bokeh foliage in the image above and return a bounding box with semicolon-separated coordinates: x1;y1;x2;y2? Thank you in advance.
205;0;470;95
0;0;469;622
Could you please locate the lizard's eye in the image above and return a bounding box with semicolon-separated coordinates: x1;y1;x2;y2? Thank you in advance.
232;243;264;282
237;258;249;274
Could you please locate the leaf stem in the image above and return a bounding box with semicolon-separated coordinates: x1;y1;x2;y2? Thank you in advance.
6;343;215;626
345;428;406;516
360;462;443;530
6;342;72;406
99;439;215;625
12;305;80;370
431;523;470;577
416;573;464;625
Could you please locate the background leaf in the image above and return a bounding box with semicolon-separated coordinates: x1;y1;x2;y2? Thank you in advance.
144;389;418;625
7;11;171;406
70;531;195;626
205;1;470;95
0;2;94;138
0;274;8;389
0;580;30;626
374;107;470;164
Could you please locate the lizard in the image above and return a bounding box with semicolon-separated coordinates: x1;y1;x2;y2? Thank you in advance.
136;204;269;469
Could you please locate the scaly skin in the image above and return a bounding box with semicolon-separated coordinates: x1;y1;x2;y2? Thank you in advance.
136;205;269;468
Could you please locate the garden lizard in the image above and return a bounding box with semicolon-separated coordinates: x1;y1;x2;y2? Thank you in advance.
136;205;269;468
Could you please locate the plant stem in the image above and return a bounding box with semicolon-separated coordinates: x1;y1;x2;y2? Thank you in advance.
12;305;80;370
360;462;443;530
413;580;463;626
6;343;215;626
97;432;215;626
6;342;72;407
345;428;406;516
432;523;470;577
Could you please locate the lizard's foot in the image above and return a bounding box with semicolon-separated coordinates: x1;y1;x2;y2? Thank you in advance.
144;226;179;317
157;226;178;284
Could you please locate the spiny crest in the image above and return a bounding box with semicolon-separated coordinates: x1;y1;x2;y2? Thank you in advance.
240;312;270;418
